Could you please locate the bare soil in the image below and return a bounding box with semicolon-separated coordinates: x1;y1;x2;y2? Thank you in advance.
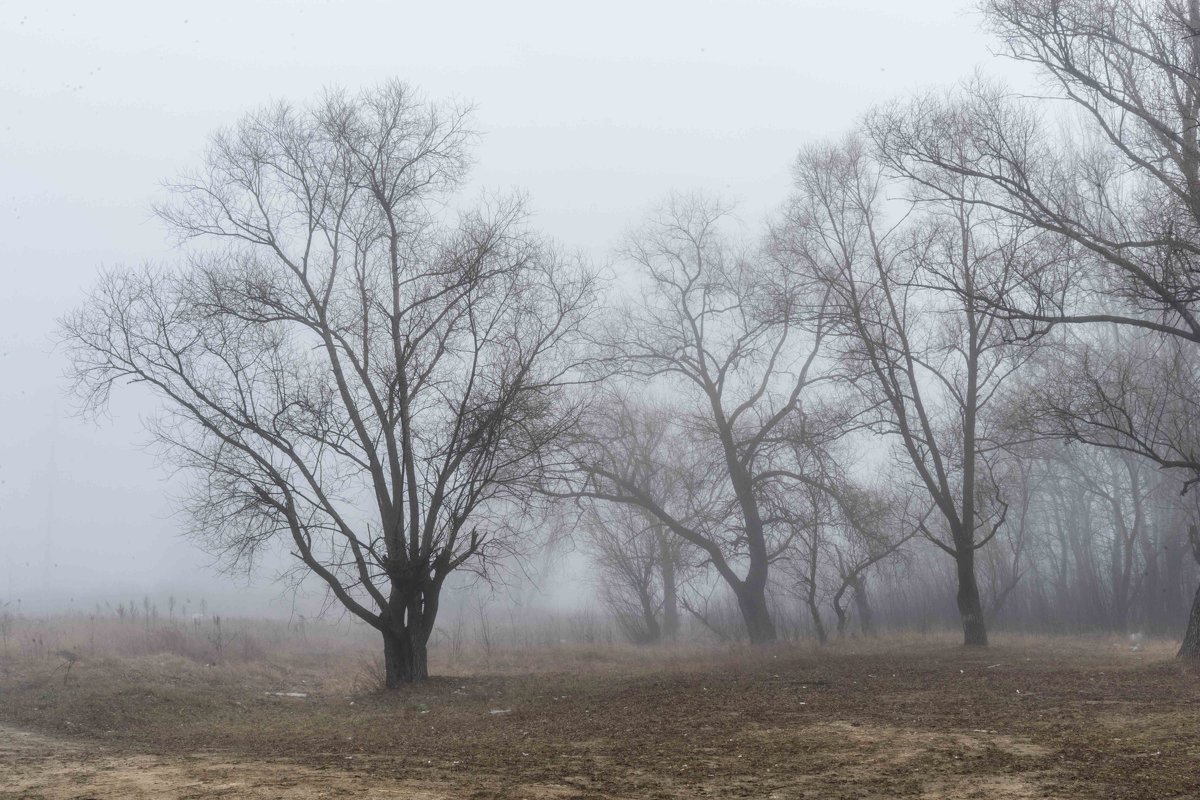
1;636;1197;799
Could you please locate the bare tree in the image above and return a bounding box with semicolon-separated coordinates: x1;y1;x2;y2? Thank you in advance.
870;1;1200;346
828;486;917;637
979;456;1033;625
581;502;692;644
60;82;598;685
774;478;912;643
780;138;1047;646
554;194;840;644
863;0;1200;655
577;401;696;644
786;482;835;644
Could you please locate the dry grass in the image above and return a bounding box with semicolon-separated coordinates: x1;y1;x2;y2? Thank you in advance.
0;611;372;665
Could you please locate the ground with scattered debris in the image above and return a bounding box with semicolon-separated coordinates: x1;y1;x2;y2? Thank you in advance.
1;636;1197;799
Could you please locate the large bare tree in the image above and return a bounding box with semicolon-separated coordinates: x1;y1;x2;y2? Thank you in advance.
780;138;1048;646
554;194;840;644
60;82;598;685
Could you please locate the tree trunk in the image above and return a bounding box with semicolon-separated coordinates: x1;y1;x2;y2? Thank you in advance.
659;534;679;641
956;547;988;646
1179;582;1200;659
639;586;662;645
382;626;429;687
1163;522;1187;630
851;574;875;636
807;596;828;645
832;583;849;638
380;578;441;687
735;582;777;644
1180;525;1200;660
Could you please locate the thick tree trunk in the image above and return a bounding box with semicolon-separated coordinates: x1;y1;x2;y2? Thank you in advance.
832;584;849;638
382;626;429;687
807;597;828;645
639;587;663;645
735;583;777;644
851;575;875;636
956;547;988;646
379;578;441;687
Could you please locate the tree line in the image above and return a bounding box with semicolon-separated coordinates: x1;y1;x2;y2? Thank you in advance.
59;0;1200;684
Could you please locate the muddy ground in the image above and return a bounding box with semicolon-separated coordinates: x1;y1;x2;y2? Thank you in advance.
1;636;1197;799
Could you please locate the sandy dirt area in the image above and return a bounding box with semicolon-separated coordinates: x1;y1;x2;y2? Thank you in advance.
2;638;1197;799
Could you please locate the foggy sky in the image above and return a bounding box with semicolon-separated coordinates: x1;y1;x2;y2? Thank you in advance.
0;0;1034;615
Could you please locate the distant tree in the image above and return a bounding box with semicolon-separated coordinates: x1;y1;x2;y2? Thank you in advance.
788;481;836;644
978;454;1034;626
582;503;690;644
1021;330;1200;635
555;195;842;644
773;477;905;644
780;138;1049;646
577;401;693;644
827;486;916;638
60;82;598;685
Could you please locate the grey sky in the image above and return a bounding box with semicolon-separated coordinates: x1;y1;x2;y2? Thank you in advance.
0;0;1034;615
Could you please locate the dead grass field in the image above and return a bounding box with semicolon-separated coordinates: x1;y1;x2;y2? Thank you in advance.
1;633;1198;799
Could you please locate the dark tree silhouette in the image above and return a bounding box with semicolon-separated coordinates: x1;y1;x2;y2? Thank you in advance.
60;82;598;685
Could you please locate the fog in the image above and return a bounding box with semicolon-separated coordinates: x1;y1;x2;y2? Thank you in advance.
0;0;1033;616
8;6;1200;795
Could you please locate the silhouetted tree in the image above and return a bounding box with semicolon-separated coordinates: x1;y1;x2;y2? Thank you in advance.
781;138;1049;646
556;194;841;644
61;82;598;685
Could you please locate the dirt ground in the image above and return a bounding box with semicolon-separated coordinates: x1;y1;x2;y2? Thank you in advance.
1;636;1198;799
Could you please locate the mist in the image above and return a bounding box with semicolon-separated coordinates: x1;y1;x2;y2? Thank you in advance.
1;0;1029;616
7;3;1200;798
